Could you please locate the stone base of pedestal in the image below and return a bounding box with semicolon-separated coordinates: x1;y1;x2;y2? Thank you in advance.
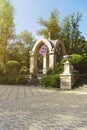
60;74;73;90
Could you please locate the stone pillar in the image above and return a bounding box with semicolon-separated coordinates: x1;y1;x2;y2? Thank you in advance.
49;50;55;69
43;53;48;74
30;52;34;74
60;60;73;90
30;52;38;75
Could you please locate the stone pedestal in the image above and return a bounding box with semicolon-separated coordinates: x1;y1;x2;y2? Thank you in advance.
60;74;73;89
60;60;73;90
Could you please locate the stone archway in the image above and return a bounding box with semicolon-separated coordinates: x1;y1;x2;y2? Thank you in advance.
29;38;65;76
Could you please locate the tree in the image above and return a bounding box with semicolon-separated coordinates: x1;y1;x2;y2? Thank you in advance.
16;30;36;69
17;30;35;49
7;42;23;62
61;12;86;54
0;0;15;65
37;9;61;40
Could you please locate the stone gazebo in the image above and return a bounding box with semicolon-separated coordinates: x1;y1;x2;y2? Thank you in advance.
30;38;65;76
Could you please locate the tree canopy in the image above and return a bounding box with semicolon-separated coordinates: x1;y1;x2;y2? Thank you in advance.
61;12;86;54
37;9;61;40
0;0;15;64
38;10;87;55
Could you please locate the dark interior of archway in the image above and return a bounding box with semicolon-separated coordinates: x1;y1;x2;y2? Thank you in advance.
55;44;62;64
37;55;43;74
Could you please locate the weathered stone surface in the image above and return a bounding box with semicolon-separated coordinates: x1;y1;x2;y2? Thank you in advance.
60;60;74;90
0;85;87;130
60;74;73;89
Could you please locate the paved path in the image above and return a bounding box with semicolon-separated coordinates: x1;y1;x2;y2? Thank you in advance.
0;84;87;130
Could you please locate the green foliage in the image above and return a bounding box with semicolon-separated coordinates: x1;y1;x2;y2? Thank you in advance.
37;9;61;39
40;76;51;87
61;12;87;54
70;54;83;65
17;30;35;47
38;10;87;56
15;77;28;85
20;66;29;75
0;76;28;85
0;77;8;84
0;0;15;65
61;54;87;73
7;77;16;84
7;45;22;62
6;60;21;76
50;75;60;87
69;54;83;73
54;63;64;74
16;30;36;68
40;75;60;88
0;0;14;40
0;63;5;75
46;68;54;75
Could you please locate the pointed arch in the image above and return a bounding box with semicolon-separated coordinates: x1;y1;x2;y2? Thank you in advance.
54;39;66;56
32;38;53;53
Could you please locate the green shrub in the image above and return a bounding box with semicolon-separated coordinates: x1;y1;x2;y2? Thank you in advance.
7;77;16;84
0;63;5;75
40;74;60;88
50;75;60;87
61;54;87;74
46;68;53;75
70;54;87;73
6;60;21;76
0;77;8;84
0;76;28;85
54;63;64;74
20;66;29;75
16;77;27;85
40;76;50;87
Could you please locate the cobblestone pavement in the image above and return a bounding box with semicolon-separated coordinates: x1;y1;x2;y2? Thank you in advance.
0;84;87;130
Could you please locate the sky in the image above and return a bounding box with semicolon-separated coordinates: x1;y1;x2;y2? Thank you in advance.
11;0;87;40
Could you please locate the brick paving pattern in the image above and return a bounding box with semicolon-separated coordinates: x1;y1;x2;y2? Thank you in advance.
0;84;87;130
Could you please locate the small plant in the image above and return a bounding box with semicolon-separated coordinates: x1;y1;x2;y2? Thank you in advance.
40;74;60;88
46;68;54;75
20;66;29;75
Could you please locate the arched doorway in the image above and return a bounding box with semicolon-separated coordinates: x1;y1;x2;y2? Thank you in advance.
29;38;65;76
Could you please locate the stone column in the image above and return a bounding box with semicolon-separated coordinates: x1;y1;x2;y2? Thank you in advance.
43;53;48;74
30;52;34;74
49;50;55;69
30;52;38;75
60;60;73;90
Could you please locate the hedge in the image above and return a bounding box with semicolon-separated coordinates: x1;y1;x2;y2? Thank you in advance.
0;76;28;85
40;74;60;88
